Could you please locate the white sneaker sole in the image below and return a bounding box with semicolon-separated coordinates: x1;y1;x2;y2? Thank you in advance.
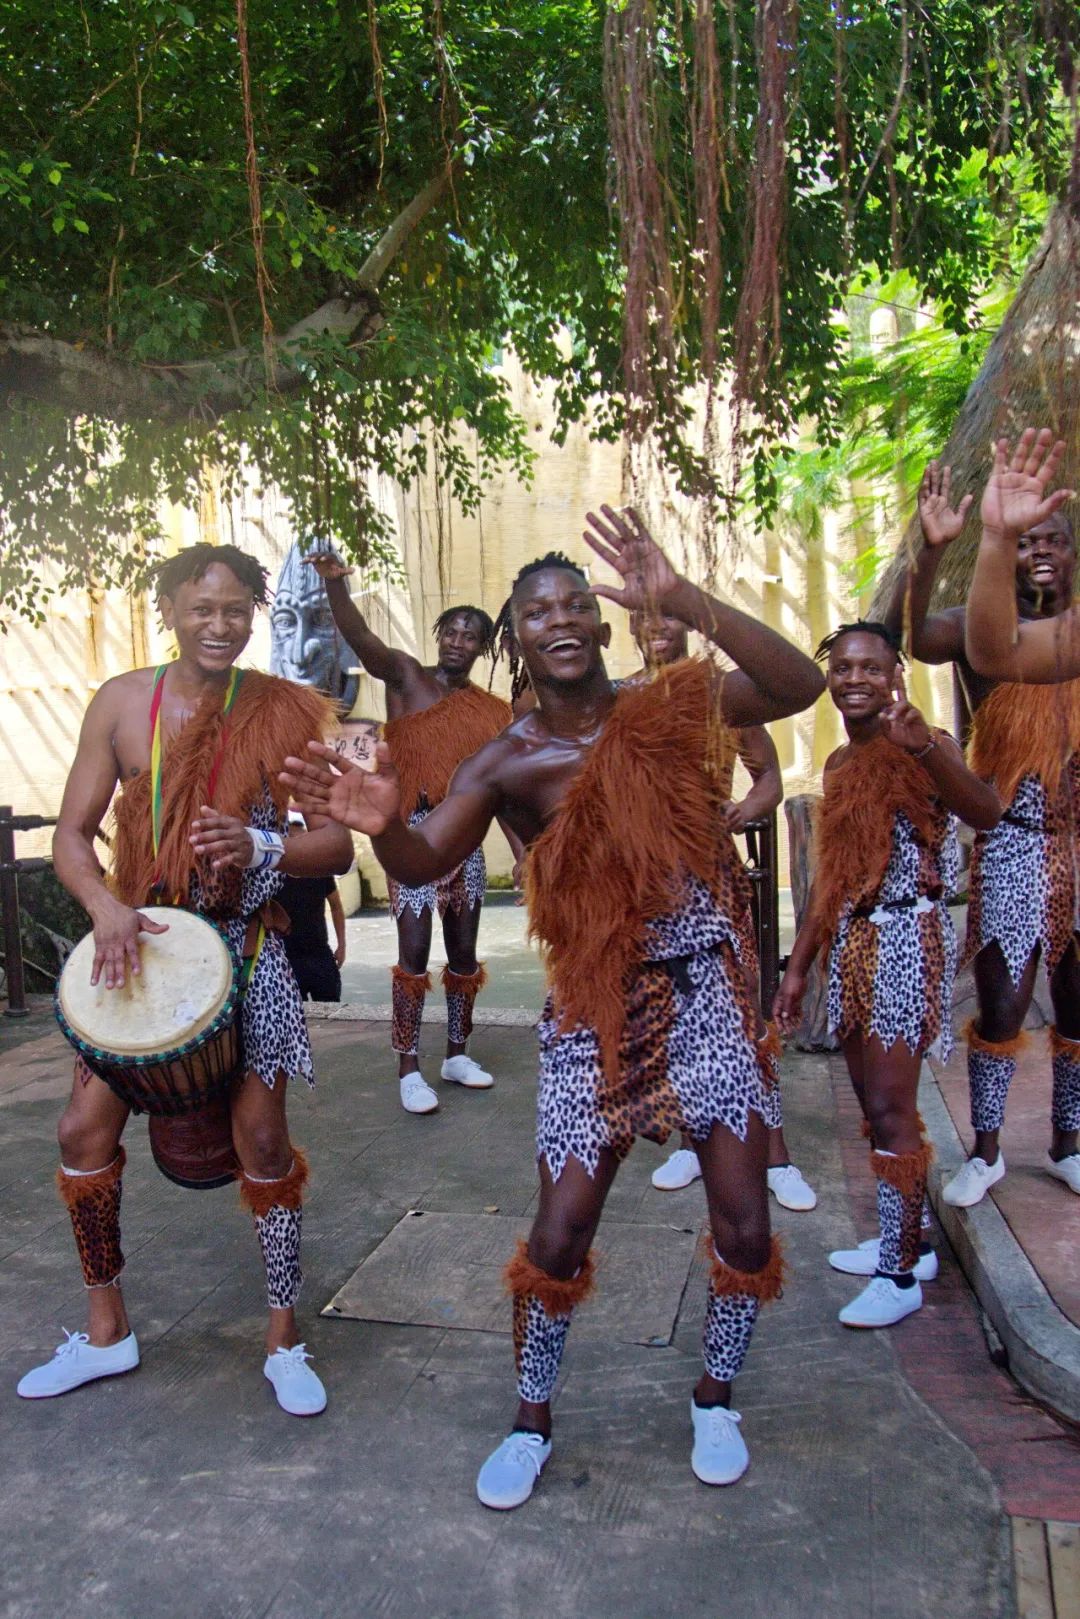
17;1347;139;1399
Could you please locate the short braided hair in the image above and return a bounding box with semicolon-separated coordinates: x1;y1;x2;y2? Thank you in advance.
815;621;904;665
154;543;269;606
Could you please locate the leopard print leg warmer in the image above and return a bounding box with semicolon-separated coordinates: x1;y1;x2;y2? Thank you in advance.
871;1143;932;1275
505;1240;595;1404
966;1021;1027;1134
57;1148;126;1289
1049;1028;1080;1133
238;1150;308;1310
442;963;488;1048
391;966;431;1057
703;1238;785;1383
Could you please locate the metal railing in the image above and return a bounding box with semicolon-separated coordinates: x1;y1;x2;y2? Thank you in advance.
742;812;780;1017
0;805;58;1018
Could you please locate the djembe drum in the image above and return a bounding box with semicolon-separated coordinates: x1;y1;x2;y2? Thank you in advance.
55;907;243;1189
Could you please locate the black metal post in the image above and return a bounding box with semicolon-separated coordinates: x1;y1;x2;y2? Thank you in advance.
0;806;28;1017
743;811;781;1020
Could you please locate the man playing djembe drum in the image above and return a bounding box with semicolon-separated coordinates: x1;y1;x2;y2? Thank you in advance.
17;544;352;1416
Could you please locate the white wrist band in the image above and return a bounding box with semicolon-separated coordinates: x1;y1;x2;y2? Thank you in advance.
246;828;285;871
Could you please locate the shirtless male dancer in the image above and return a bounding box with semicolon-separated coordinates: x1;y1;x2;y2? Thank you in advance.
306;551;513;1114
884;431;1080;1202
18;545;352;1414
629;607;817;1212
283;509;825;1504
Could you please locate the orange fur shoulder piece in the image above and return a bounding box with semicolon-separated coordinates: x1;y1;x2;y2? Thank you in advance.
968;678;1080;806
110;669;335;907
813;733;941;939
524;657;737;1082
384;683;512;818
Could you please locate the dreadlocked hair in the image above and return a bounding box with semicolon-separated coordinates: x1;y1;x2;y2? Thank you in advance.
431;605;496;658
814;621;905;664
154;543;269;606
490;551;591;702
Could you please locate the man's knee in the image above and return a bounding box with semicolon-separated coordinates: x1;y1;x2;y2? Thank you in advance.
527;1216;593;1280
711;1213;771;1275
57;1106;120;1170
233;1118;292;1180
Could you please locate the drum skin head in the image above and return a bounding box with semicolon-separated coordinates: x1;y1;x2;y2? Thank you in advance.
58;907;235;1058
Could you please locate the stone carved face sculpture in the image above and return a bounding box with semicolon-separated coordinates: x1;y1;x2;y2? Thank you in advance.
269;542;359;713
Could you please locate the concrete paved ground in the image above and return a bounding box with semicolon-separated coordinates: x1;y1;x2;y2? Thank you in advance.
0;1008;1033;1619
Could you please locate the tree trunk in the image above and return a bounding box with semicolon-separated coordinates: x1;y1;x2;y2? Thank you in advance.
784;793;837;1052
872;202;1080;615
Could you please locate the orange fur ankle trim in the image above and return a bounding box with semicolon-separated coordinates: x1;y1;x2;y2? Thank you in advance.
391;965;432;997
1049;1026;1080;1058
56;1146;126;1208
237;1147;309;1217
440;963;488;995
504;1239;596;1315
757;1023;783;1062
963;1019;1028;1059
871;1141;933;1195
704;1235;786;1302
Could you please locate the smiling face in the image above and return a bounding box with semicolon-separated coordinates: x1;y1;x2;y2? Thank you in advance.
1015;518;1076;614
511;566;610;689
160;562;256;675
825;630;898;724
435;611;488;677
630;607;688;666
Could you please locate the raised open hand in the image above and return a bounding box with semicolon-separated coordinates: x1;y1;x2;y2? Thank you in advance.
301;546;353;582
980;428;1074;541
280;741;401;837
582;504;681;613
879;670;933;755
918;460;973;549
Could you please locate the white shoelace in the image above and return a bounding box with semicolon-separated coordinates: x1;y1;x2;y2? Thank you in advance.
701;1407;742;1444
54;1329;89;1360
271;1343;314;1375
503;1433;547;1475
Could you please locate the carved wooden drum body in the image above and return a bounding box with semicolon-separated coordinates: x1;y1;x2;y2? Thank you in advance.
55;907;243;1189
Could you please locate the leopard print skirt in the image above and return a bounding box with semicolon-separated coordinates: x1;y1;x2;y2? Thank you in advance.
536;938;769;1183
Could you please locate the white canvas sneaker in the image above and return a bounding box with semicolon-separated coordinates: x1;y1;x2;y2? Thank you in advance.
441;1055;494;1089
690;1401;749;1485
828;1237;938;1281
941;1154;1005;1207
400;1073;439;1114
476;1431;552;1509
17;1329;139;1399
766;1164;817;1211
263;1344;327;1416
651;1148;702;1190
838;1275;923;1328
1046;1152;1080;1194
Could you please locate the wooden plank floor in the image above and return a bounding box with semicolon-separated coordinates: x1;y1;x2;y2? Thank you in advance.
1013;1520;1080;1619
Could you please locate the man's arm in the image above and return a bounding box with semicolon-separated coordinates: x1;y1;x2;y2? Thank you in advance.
966;431;1079;682
328;886;347;967
280;739;500;887
52;680;169;989
882;461;971;664
720;726;782;833
303;553;415;688
583;505;825;727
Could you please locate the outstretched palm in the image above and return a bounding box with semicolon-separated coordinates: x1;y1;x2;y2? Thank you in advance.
280;742;401;837
583;504;681;612
981;428;1073;540
918;460;972;549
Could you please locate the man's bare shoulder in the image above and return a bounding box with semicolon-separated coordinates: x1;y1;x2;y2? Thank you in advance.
88;667;156;716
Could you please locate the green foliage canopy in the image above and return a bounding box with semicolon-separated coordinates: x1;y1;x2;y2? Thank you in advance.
0;0;1074;618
